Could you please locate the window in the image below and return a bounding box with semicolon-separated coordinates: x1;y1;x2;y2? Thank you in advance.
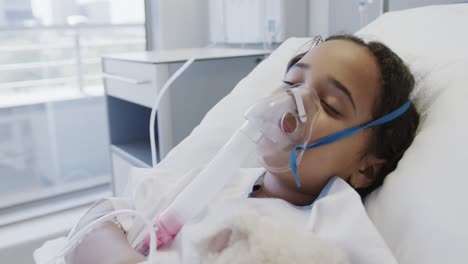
0;0;146;225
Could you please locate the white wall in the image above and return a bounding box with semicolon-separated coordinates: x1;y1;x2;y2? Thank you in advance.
308;0;330;37
328;0;382;35
389;0;465;11
146;0;466;49
147;0;309;49
282;0;309;39
324;0;463;36
148;0;210;50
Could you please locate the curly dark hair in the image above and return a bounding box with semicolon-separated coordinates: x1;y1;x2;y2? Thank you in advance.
286;34;420;198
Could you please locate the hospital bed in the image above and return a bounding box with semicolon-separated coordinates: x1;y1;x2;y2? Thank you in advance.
35;4;468;264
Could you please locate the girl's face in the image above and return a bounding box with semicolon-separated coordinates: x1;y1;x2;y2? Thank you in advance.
270;39;386;197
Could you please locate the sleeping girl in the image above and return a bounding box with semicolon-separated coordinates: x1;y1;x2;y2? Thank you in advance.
63;34;420;264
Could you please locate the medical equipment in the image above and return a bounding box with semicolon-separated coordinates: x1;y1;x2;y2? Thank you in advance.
358;0;368;27
358;0;375;27
358;0;390;28
136;85;321;252
245;86;320;174
138;123;260;253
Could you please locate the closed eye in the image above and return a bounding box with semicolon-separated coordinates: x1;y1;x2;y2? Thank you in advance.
284;80;341;117
320;99;342;117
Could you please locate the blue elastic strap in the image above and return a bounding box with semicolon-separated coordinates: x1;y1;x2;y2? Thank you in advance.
290;100;412;188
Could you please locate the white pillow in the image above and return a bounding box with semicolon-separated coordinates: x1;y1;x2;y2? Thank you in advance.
357;4;468;61
357;5;468;264
365;57;468;264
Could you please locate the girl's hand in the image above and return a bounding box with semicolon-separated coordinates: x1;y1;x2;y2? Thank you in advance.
66;222;145;264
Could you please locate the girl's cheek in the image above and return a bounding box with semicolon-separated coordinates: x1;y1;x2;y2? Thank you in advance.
309;113;336;142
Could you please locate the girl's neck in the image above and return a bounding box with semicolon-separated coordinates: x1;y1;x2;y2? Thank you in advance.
253;171;317;207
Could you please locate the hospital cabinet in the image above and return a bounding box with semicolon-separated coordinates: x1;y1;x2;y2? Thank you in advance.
102;48;269;195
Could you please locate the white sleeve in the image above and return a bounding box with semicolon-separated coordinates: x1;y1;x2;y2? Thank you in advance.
68;165;203;248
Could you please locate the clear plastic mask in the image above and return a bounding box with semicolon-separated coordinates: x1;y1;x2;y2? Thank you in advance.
245;84;320;173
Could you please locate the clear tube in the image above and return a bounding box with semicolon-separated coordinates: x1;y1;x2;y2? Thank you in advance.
40;209;157;264
358;0;367;28
150;58;196;167
136;121;262;251
160;121;259;233
137;86;320;251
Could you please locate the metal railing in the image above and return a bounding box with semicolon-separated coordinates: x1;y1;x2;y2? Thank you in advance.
0;23;146;98
0;24;146;226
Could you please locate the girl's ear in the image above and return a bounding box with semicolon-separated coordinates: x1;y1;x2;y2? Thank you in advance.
350;155;386;189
